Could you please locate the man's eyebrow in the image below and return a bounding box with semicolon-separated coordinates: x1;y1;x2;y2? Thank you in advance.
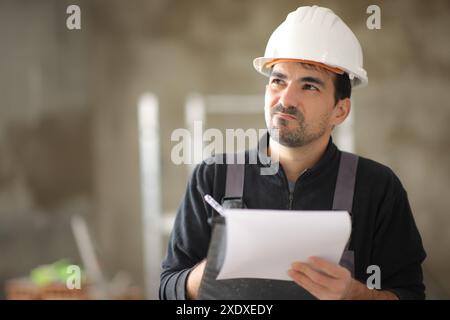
300;76;325;88
270;71;287;79
270;71;326;88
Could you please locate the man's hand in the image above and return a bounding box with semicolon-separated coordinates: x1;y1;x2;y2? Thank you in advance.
186;259;207;300
288;256;398;300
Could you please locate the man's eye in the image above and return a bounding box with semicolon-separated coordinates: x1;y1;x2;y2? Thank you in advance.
303;84;319;91
270;78;283;86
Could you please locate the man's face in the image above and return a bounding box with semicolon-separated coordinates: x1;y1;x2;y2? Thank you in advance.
264;62;337;148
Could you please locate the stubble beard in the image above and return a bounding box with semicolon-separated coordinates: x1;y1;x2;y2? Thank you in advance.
267;105;328;148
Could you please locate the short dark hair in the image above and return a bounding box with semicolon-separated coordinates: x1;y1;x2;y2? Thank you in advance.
333;72;352;104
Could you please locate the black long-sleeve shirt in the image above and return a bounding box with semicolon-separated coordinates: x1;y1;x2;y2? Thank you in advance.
160;137;426;300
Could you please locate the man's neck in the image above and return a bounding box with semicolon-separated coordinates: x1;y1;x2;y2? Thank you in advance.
268;135;330;182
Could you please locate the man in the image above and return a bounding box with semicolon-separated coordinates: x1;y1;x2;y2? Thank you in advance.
160;6;426;300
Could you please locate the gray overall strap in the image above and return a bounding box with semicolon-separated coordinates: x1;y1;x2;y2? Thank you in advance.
332;151;359;213
224;163;245;200
333;151;359;276
222;161;246;209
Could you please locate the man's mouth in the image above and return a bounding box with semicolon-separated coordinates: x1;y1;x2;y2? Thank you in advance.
273;112;297;121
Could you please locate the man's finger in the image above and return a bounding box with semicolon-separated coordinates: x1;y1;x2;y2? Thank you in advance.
291;262;338;288
288;269;326;299
307;256;348;278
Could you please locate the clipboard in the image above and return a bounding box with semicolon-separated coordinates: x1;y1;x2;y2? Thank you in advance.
197;216;316;300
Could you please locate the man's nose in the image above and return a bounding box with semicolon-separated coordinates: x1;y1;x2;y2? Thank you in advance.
278;83;299;109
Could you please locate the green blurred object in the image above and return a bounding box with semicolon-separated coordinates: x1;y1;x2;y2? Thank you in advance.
30;259;84;287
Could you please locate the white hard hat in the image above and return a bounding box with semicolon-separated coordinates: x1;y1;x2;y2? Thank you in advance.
253;6;368;88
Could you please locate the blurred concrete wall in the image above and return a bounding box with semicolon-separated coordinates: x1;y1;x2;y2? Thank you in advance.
0;0;91;298
1;0;449;299
353;0;450;297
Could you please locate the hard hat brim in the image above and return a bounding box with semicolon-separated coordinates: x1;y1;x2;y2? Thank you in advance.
253;57;368;88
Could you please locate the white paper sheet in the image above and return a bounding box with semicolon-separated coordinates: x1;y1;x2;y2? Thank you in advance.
216;209;351;281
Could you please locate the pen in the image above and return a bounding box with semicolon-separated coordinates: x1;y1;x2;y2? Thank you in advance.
204;194;225;216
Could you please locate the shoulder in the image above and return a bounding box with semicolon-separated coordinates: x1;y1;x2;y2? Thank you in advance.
355;155;406;198
191;151;256;191
354;154;407;205
189;154;230;190
356;156;397;180
193;151;254;175
353;155;413;232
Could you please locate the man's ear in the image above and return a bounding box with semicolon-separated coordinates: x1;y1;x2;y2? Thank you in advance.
333;98;351;126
